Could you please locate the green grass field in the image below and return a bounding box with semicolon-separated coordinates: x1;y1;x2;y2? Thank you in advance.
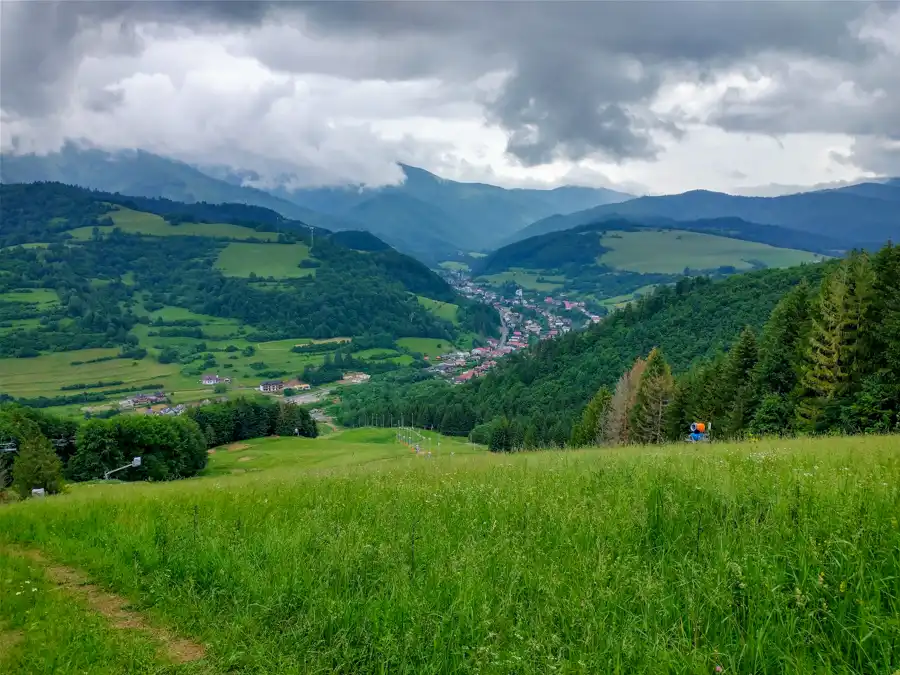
1;434;897;674
2;289;60;305
479;268;566;291
396;337;455;357
68;207;280;241
214;243;313;278
416;296;459;324
0;349;178;399
599;230;825;274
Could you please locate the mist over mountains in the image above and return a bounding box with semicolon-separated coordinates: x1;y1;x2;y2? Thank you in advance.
2;144;897;263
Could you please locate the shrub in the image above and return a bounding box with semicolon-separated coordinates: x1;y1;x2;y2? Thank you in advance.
12;435;65;498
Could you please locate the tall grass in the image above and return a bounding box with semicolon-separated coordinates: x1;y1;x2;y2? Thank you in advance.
1;435;898;674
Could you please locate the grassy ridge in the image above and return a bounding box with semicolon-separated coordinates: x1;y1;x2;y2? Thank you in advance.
1;434;897;673
599;230;824;273
68;207;280;241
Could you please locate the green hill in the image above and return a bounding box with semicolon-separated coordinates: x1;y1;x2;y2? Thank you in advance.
344;242;900;447
476;218;830;307
341;262;835;440
511;183;900;248
0;184;499;403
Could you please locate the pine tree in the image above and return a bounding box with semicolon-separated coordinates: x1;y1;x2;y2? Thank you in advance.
571;387;612;446
751;283;811;399
12;434;64;498
721;327;759;437
796;252;873;430
870;243;900;378
629;348;675;444
603;357;646;445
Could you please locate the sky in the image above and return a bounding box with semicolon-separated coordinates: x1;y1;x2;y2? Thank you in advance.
1;1;899;195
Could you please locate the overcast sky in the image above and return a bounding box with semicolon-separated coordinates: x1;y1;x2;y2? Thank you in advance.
1;1;898;195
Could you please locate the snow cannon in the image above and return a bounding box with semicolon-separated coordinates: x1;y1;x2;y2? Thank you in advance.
688;421;710;443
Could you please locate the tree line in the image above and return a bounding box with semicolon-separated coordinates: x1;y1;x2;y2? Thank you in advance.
569;245;899;446
0;397;317;498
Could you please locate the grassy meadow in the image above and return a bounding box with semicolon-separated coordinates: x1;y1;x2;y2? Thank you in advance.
1;433;898;674
479;268;566;291
416;295;460;324
68;207;280;241
599;230;824;274
214;243;313;278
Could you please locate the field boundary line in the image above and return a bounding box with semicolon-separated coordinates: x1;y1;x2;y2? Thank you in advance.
2;546;207;666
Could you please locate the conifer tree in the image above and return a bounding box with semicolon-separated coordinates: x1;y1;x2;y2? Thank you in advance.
603;357;646;445
629;348;675;444
796;252;873;429
571;387;612;446
751;283;811;400
870;243;900;378
722;327;759;437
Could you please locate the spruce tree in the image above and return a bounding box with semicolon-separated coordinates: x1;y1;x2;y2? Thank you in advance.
629;348;675;445
722;327;759;437
751;283;811;399
796;252;873;430
871;243;900;378
571;387;612;446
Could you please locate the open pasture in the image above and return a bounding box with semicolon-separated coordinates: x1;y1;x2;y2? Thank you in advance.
214;243;313;278
1;434;897;674
67;207;280;241
599;230;824;274
0;348;178;399
479;268;566;291
396;336;455;357
416;295;459;324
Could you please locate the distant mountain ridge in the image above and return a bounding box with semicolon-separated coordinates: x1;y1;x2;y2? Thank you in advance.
510;181;900;248
280;163;633;256
0;146;634;263
0;143;358;233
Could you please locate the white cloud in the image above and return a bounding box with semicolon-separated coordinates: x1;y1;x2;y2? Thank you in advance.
2;2;898;193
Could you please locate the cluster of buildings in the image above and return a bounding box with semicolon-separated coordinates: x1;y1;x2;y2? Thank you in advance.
147;403;187;416
118;391;167;409
434;267;609;384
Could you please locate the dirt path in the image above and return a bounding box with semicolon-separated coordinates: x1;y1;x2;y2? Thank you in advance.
4;547;206;665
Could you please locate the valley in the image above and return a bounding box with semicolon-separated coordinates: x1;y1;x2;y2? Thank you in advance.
4;5;900;673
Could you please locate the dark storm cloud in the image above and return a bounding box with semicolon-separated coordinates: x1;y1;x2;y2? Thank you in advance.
1;1;896;169
293;1;883;164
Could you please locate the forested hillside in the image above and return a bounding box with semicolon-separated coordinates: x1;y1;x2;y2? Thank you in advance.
339;261;835;443
0;183;491;362
343;244;900;448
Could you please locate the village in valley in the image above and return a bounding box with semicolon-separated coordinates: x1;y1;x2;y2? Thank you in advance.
431;268;605;384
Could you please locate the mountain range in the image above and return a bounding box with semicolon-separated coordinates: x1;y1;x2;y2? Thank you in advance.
2;144;897;264
0;145;632;263
509;180;900;249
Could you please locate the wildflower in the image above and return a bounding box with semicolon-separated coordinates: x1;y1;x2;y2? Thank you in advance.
715;666;723;673
817;571;824;586
840;581;846;593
